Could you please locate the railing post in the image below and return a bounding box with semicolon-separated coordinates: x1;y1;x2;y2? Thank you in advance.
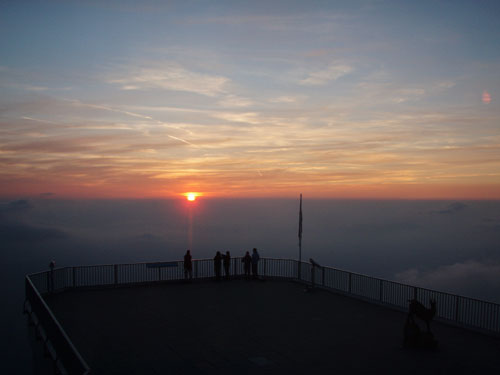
158;266;161;282
263;259;267;277
348;272;352;294
455;296;460;322
322;267;325;287
72;267;76;288
311;266;315;289
195;261;198;279
413;286;418;301
114;264;118;285
379;279;383;302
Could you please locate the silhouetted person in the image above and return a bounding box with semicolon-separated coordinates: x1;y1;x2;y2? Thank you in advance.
223;251;231;279
214;251;222;280
251;248;260;279
184;250;192;280
242;251;252;278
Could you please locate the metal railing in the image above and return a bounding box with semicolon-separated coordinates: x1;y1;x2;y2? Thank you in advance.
24;275;91;375
25;257;500;374
298;261;500;334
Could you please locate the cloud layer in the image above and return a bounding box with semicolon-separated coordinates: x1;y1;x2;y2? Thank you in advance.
395;260;500;302
107;63;229;97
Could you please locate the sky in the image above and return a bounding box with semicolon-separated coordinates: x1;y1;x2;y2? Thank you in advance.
1;0;500;199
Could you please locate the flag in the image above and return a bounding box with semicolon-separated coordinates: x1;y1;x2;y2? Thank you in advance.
298;193;303;278
298;193;303;244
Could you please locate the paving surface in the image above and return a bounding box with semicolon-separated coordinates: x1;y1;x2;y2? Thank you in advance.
46;279;500;375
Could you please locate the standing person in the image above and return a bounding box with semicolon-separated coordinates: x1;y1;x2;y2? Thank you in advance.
251;248;260;279
223;251;231;279
214;251;222;280
184;250;193;280
242;251;252;279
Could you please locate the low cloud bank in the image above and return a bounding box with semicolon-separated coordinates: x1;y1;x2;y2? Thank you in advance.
395;260;500;303
430;201;467;215
0;222;67;242
0;199;67;242
0;199;33;214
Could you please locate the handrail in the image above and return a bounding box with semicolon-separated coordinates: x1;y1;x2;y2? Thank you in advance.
25;257;500;373
25;275;91;374
315;262;498;305
50;259;498;306
300;260;500;333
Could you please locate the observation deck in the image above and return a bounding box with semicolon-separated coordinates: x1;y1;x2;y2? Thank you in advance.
25;258;500;374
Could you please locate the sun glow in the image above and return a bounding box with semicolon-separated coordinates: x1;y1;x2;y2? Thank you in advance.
186;193;197;201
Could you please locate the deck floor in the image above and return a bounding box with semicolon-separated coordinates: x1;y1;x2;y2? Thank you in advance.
46;279;500;375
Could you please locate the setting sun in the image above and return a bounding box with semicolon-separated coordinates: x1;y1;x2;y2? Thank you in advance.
186;193;197;201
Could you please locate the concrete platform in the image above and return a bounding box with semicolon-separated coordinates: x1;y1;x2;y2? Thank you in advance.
46;279;500;374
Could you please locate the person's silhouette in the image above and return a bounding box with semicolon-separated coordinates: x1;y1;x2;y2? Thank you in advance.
223;251;231;279
242;251;252;278
183;250;192;281
251;248;260;279
213;251;222;280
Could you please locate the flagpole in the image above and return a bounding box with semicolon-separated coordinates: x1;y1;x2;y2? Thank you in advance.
298;193;303;280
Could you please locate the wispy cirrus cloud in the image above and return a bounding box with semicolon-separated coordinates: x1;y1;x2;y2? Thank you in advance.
436;81;456;89
184;12;353;35
268;96;304;103
348;69;459;106
391;88;426;103
300;63;353;86
9;83;50;92
390;81;456;103
107;63;229;97
217;95;254;108
65;99;154;120
1;68;499;198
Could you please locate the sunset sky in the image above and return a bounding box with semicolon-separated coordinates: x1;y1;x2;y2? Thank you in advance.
1;1;499;199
